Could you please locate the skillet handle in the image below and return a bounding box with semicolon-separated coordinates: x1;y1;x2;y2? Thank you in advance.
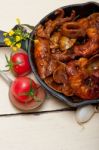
0;30;6;47
21;24;34;52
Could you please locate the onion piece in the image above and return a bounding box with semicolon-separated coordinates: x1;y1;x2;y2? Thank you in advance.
59;36;76;50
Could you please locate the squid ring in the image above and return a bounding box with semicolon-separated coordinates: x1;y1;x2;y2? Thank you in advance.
61;22;85;38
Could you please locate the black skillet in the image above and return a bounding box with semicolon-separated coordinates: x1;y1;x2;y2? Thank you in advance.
0;2;99;108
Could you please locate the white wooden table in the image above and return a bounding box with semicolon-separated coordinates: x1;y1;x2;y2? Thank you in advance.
0;0;99;150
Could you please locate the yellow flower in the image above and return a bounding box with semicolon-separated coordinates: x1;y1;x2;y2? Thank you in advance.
3;32;8;37
12;46;17;51
16;36;21;42
4;38;9;42
16;43;21;49
4;38;12;46
9;30;15;36
16;18;21;24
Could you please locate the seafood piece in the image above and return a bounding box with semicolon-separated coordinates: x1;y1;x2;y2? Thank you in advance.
78;18;90;31
44;10;76;38
61;22;85;38
45;59;61;77
44;76;62;93
35;24;48;39
78;13;99;30
91;69;99;83
74;28;99;57
36;9;76;38
66;58;88;76
45;64;73;96
66;58;99;99
69;72;99;100
54;8;65;19
88;13;99;30
51;50;75;62
86;54;99;85
53;65;73;96
44;9;65;38
34;38;50;79
61;13;99;39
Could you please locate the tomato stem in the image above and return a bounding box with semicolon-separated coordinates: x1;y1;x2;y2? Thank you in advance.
5;55;13;71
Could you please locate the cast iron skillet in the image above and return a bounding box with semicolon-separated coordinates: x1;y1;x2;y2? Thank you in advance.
28;1;99;108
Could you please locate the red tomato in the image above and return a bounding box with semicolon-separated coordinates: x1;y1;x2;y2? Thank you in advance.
6;51;31;76
10;77;39;103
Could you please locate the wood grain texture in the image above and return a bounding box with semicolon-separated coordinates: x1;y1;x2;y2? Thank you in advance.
0;112;99;150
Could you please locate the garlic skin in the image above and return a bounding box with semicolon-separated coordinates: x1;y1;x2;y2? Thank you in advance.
75;105;96;124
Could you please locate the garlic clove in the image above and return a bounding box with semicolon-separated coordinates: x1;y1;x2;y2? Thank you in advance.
75;105;96;124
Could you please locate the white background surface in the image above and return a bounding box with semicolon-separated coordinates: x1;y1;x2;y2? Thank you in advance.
0;0;99;150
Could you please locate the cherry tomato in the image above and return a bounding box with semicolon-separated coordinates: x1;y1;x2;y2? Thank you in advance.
6;51;31;76
10;77;39;103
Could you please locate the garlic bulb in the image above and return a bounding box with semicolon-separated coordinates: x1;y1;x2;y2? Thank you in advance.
75;105;96;124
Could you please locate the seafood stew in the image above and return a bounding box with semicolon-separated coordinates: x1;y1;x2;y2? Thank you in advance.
28;2;99;107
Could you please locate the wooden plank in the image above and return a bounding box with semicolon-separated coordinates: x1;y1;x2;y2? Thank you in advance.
0;112;99;150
